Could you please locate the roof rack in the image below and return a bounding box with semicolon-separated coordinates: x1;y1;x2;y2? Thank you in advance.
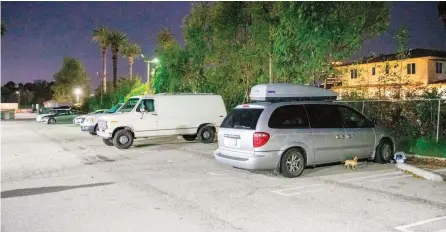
249;83;337;102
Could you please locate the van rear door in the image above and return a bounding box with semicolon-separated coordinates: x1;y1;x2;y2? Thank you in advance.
218;107;264;152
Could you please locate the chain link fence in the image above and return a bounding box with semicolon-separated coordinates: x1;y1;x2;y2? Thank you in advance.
337;99;446;157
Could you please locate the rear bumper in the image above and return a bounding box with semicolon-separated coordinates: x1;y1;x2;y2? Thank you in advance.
214;148;281;170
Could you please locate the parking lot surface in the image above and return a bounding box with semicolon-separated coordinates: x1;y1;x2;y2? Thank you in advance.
2;121;446;232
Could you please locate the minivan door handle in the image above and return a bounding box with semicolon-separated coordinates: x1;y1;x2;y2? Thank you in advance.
336;134;345;139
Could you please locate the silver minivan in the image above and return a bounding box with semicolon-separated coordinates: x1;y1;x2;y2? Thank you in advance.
214;84;395;178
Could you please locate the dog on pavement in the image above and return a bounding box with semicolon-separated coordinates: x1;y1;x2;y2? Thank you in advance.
344;156;359;170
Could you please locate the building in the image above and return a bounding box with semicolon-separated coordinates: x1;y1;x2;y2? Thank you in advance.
327;49;446;99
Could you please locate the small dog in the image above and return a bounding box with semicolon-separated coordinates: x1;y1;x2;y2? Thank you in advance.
344;156;359;170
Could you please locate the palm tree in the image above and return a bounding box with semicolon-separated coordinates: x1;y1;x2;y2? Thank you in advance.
1;21;6;37
156;27;175;49
108;31;127;89
121;43;142;80
92;26;110;93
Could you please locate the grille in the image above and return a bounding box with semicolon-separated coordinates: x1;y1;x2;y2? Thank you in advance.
98;120;107;130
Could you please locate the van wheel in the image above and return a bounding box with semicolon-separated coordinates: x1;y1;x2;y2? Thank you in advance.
48;118;56;124
280;148;305;178
374;139;393;164
102;138;114;146
113;129;134;149
89;125;98;135
198;126;215;143
182;135;197;141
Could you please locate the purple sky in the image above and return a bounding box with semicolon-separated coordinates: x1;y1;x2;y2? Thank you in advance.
1;2;445;88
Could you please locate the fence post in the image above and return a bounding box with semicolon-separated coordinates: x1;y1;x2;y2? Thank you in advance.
437;99;440;143
361;101;365;114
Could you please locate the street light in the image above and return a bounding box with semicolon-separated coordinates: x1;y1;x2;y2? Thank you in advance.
15;91;20;106
142;55;159;93
74;88;82;105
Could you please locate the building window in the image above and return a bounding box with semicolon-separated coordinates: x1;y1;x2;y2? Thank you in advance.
350;69;358;79
371;67;376;75
385;64;390;74
407;63;416;74
436;62;443;74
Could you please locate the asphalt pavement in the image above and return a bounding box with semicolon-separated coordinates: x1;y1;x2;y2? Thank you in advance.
1;121;446;232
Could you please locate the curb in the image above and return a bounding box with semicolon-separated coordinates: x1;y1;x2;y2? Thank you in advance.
405;154;446;161
396;163;444;182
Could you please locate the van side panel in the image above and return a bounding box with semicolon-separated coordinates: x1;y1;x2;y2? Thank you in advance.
155;95;227;136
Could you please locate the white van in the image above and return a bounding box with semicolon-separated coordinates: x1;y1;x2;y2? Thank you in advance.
96;93;227;149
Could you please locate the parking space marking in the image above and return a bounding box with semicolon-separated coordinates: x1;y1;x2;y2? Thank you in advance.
272;184;324;196
277;188;325;196
206;170;231;176
360;174;410;184
338;171;402;183
395;216;446;232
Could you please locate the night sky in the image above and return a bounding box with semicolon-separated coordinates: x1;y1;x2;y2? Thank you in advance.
1;2;445;88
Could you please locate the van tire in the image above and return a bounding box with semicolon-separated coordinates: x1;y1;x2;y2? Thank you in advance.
182;135;197;141
198;126;215;143
374;139;393;164
102;138;114;146
113;129;134;149
48;118;56;124
89;125;98;135
280;148;306;178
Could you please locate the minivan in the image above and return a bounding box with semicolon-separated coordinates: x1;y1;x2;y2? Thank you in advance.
214;84;395;178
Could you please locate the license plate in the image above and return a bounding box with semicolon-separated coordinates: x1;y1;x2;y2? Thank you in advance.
224;138;240;148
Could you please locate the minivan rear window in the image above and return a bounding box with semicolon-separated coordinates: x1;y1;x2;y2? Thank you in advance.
221;108;264;130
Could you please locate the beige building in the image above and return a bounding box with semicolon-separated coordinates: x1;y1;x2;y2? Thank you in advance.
326;49;446;99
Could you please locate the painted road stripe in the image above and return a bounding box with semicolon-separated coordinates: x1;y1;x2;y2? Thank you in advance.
272;184;323;194
360;174;410;184
278;188;325;196
339;171;402;183
395;216;446;232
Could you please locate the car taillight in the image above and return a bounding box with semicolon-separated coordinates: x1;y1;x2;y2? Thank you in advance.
253;132;270;148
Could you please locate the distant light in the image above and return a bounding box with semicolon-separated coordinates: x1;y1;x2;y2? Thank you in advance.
152;58;159;63
141;54;145;58
15;91;19;94
74;88;82;95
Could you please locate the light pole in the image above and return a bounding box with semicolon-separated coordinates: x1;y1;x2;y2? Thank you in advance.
142;54;159;93
97;72;103;105
74;88;82;105
15;91;20;107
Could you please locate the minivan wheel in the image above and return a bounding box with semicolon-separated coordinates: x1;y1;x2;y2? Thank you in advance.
281;148;305;178
113;129;134;149
374;139;393;164
89;125;98;135
48;118;56;124
198;126;215;143
182;135;197;141
102;138;114;146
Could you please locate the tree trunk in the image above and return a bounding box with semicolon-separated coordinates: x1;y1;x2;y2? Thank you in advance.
112;53;118;90
128;57;134;80
102;48;107;93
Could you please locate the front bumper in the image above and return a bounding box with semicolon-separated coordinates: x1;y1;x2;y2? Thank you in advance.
214;148;281;170
97;129;112;139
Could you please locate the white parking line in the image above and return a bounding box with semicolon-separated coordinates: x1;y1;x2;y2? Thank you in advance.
360;174;410;184
395;216;446;232
277;188;325;196
272;184;323;193
339;171;402;183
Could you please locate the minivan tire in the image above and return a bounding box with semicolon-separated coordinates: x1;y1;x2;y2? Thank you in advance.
198;126;215;143
89;125;98;135
280;148;306;178
374;139;393;164
102;138;114;146
113;129;134;149
182;135;197;141
48;118;56;124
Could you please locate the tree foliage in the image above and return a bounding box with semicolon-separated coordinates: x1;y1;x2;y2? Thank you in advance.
121;42;142;79
52;57;89;103
108;30;128;89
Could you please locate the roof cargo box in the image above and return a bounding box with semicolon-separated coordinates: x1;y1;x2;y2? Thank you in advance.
249;83;337;102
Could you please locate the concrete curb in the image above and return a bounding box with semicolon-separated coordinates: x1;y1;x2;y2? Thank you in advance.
396;163;444;182
405;154;446;161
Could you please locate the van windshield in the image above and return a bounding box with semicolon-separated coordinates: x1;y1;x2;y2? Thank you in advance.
118;98;140;113
107;104;122;113
221;108;264;130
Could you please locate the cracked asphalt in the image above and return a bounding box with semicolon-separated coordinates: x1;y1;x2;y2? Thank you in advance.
2;121;446;232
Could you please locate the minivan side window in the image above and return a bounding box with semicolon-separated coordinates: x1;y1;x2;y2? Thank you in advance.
136;99;155;112
337;106;373;128
304;104;343;128
221;108;264;130
268;105;309;129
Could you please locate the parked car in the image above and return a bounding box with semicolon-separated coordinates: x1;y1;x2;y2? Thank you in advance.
96;93;227;149
44;110;79;124
80;103;123;135
73;109;108;125
36;108;71;122
214;83;395;178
